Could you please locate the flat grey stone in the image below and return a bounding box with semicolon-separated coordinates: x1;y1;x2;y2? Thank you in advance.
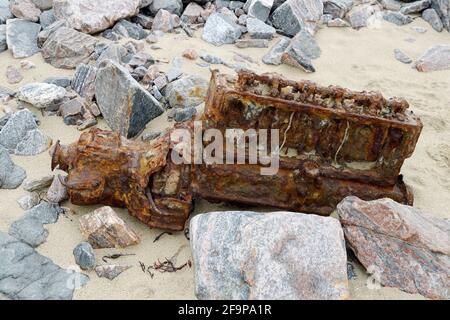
17;83;66;109
32;0;53;10
0;86;15;98
247;0;274;22
26;202;62;224
73;242;96;270
0;146;26;189
262;37;290;65
422;8;444;32
281;29;321;72
9;216;48;248
0;0;13;24
323;0;353;19
149;0;183;16
202;12;242;46
383;10;414;26
43;76;72;88
190;211;349;300
246;17;276;39
17;192;40;210
23;174;54;192
112;19;148;40
6;19;41;59
164;75;209;109
95;59;164;138
174;106;197;122
37;20;67;48
39;9;56;29
0;231;89;299
394;48;412;64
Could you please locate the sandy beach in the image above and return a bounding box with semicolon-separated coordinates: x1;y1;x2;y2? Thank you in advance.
1;15;449;300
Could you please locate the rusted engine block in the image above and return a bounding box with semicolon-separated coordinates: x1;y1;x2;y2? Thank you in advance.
51;71;422;231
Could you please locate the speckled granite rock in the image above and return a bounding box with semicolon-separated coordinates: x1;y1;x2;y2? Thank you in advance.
6;19;41;58
190;211;349;300
0;146;26;189
337;196;450;300
17;83;66;109
73;242;96;270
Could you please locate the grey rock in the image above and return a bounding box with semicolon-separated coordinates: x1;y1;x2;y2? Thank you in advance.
174;106;197;122
323;0;353;19
271;0;323;36
246;0;274;22
72;64;97;101
200;52;226;64
0;231;89;299
96;43;128;66
246;17;276;39
400;0;431;14
337;196;450;300
0;146;26;189
431;0;450;32
43;76;72;88
422;8;444;31
46;175;68;203
166;68;183;82
9;216;48;247
112;19;147;40
26;201;61;224
37;20;67;48
95;59;164;138
17;83;66;109
181;2;203;24
53;0;140;34
202;12;243;46
235;38;268;48
152;9;179;32
59;98;84;125
73;242;96;270
0;25;6;52
164;75;209;109
77;117;97;131
0;109;51;156
0;85;15;97
32;0;53;10
394;48;412;64
415;44;450;72
281;29;321;72
133;13;153;29
262;36;290;65
190;211;349;300
17;192;40;210
380;0;403;11
346;4;377;28
6;19;41;58
5;65;23;84
150;0;183;16
41;27;98;69
23;175;54;192
39;9;56;29
95;265;132;280
0;0;13;24
383;11;414;25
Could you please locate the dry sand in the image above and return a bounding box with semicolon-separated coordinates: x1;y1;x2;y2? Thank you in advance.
0;18;449;300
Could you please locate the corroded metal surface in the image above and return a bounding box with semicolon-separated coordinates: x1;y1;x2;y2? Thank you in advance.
52;71;422;231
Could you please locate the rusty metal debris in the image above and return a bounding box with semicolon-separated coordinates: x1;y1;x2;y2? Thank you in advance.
51;70;422;231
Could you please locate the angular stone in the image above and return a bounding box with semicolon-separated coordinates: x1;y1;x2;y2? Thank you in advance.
6;19;41;58
0;0;13;24
415;44;450;71
32;0;53;10
26;201;61;224
380;0;403;11
46;175;68;203
337;196;450;300
95;59;164;138
383;11;413;26
181;2;203;24
5;66;23;84
0;25;6;53
346;4;377;29
59;98;84;125
323;0;353;19
191;211;349;300
73;242;96;270
202;12;243;46
235;38;268;48
246;17;276;39
422;8;444;32
0;146;26;189
17;83;66;109
262;36;290;65
39;9;56;29
112;19;147;40
23;174;54;192
281;29;321;72
10;0;41;22
247;0;274;22
431;0;450;32
79;206;140;249
37;20;67;48
53;0;140;34
9;216;48;247
17;192;40;210
394;48;412;64
41;27;98;69
164;75;209;109
149;0;183;16
271;0;323;36
0;86;15;98
43;76;72;88
400;0;431;14
96;43;127;66
0;231;89;299
173;106;197;122
0;109;51;156
72;64;97;101
94;265;132;280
